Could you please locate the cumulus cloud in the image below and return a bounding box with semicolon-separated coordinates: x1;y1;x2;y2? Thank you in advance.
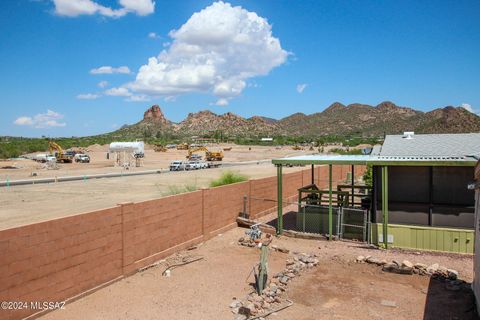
13;110;66;128
105;87;132;97
103;87;150;102
97;80;109;88
127;1;288;103
127;95;150;102
296;83;307;93
119;0;155;16
148;32;160;39
214;98;229;106
90;66;131;74
14;117;34;126
76;93;100;100
52;0;154;18
460;103;478;114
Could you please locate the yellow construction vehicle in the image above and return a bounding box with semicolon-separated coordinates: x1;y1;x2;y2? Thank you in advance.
154;144;167;152
292;145;304;150
48;141;73;163
177;143;189;150
187;146;224;161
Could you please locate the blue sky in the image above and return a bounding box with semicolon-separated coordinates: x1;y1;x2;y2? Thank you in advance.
1;0;479;137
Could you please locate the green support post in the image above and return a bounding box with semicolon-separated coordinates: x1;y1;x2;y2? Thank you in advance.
382;166;389;249
276;165;283;235
6;176;10;188
328;164;333;240
311;164;314;184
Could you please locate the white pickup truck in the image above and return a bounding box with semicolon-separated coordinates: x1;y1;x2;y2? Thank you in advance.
169;160;186;171
185;161;208;170
74;154;90;163
35;154;56;163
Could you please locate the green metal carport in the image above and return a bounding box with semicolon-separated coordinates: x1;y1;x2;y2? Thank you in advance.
272;154;477;250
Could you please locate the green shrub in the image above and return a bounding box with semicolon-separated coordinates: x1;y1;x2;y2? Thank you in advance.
209;170;248;187
363;165;373;187
330;148;363;155
162;183;198;196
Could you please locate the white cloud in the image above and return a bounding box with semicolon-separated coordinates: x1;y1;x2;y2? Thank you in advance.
148;32;160;39
13;110;66;128
14;117;34;126
127;94;150;102
105;87;132;97
76;93;100;100
97;80;109;88
90;66;131;74
52;0;154;18
460;103;478;114
127;1;288;103
119;0;155;16
214;98;229;106
296;83;307;93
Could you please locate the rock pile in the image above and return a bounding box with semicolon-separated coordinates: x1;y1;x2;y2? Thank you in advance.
238;237;257;248
356;255;459;280
230;253;319;319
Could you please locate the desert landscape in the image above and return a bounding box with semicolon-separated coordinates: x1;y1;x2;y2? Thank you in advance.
1;1;479;320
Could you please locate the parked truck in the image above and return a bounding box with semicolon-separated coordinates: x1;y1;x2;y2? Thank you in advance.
185;161;208;170
49;141;73;163
169;160;186;171
74;154;90;163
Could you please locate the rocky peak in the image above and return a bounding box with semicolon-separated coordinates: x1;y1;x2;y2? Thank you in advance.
143;105;169;125
376;101;398;110
323;102;346;113
185;110;217;120
222;112;243;120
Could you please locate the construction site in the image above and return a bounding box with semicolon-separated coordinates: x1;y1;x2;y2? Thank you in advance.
0;133;479;320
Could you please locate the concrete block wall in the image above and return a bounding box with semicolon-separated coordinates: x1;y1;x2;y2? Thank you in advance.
0;164;365;320
0;207;123;320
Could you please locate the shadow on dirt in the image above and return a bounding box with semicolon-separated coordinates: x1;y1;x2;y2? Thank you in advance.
423;277;479;320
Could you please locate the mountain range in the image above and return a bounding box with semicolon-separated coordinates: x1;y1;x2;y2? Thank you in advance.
115;101;480;138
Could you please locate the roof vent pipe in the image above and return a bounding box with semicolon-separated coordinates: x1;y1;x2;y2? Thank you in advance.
403;131;414;139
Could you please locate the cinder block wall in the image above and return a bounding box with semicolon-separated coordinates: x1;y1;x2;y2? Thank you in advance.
0;165;365;320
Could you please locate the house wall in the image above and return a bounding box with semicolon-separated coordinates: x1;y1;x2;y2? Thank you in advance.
371;223;474;253
0;165;365;320
473;161;480;311
374;166;475;229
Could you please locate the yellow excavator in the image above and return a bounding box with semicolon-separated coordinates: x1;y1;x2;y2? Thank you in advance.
177;143;189;150
187;146;224;161
292;145;304;150
48;141;73;163
154;144;167;152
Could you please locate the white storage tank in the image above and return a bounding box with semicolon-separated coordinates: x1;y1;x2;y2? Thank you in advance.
109;141;145;157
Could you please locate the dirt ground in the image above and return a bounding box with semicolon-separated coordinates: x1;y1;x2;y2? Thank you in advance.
0;143;313;181
0;162;304;230
38;227;476;320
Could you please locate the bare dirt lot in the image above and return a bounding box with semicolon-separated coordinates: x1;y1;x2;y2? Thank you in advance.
0;162;305;230
37;227;476;320
0;144;312;181
0;144;317;230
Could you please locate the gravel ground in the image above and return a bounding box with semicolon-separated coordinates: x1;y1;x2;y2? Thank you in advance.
38;227;476;320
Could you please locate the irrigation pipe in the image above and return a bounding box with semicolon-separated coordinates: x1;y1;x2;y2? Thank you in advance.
161;257;204;276
249;299;294;319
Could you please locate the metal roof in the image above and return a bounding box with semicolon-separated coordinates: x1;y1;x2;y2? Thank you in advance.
272;154;477;166
379;133;480;160
273;133;480;166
